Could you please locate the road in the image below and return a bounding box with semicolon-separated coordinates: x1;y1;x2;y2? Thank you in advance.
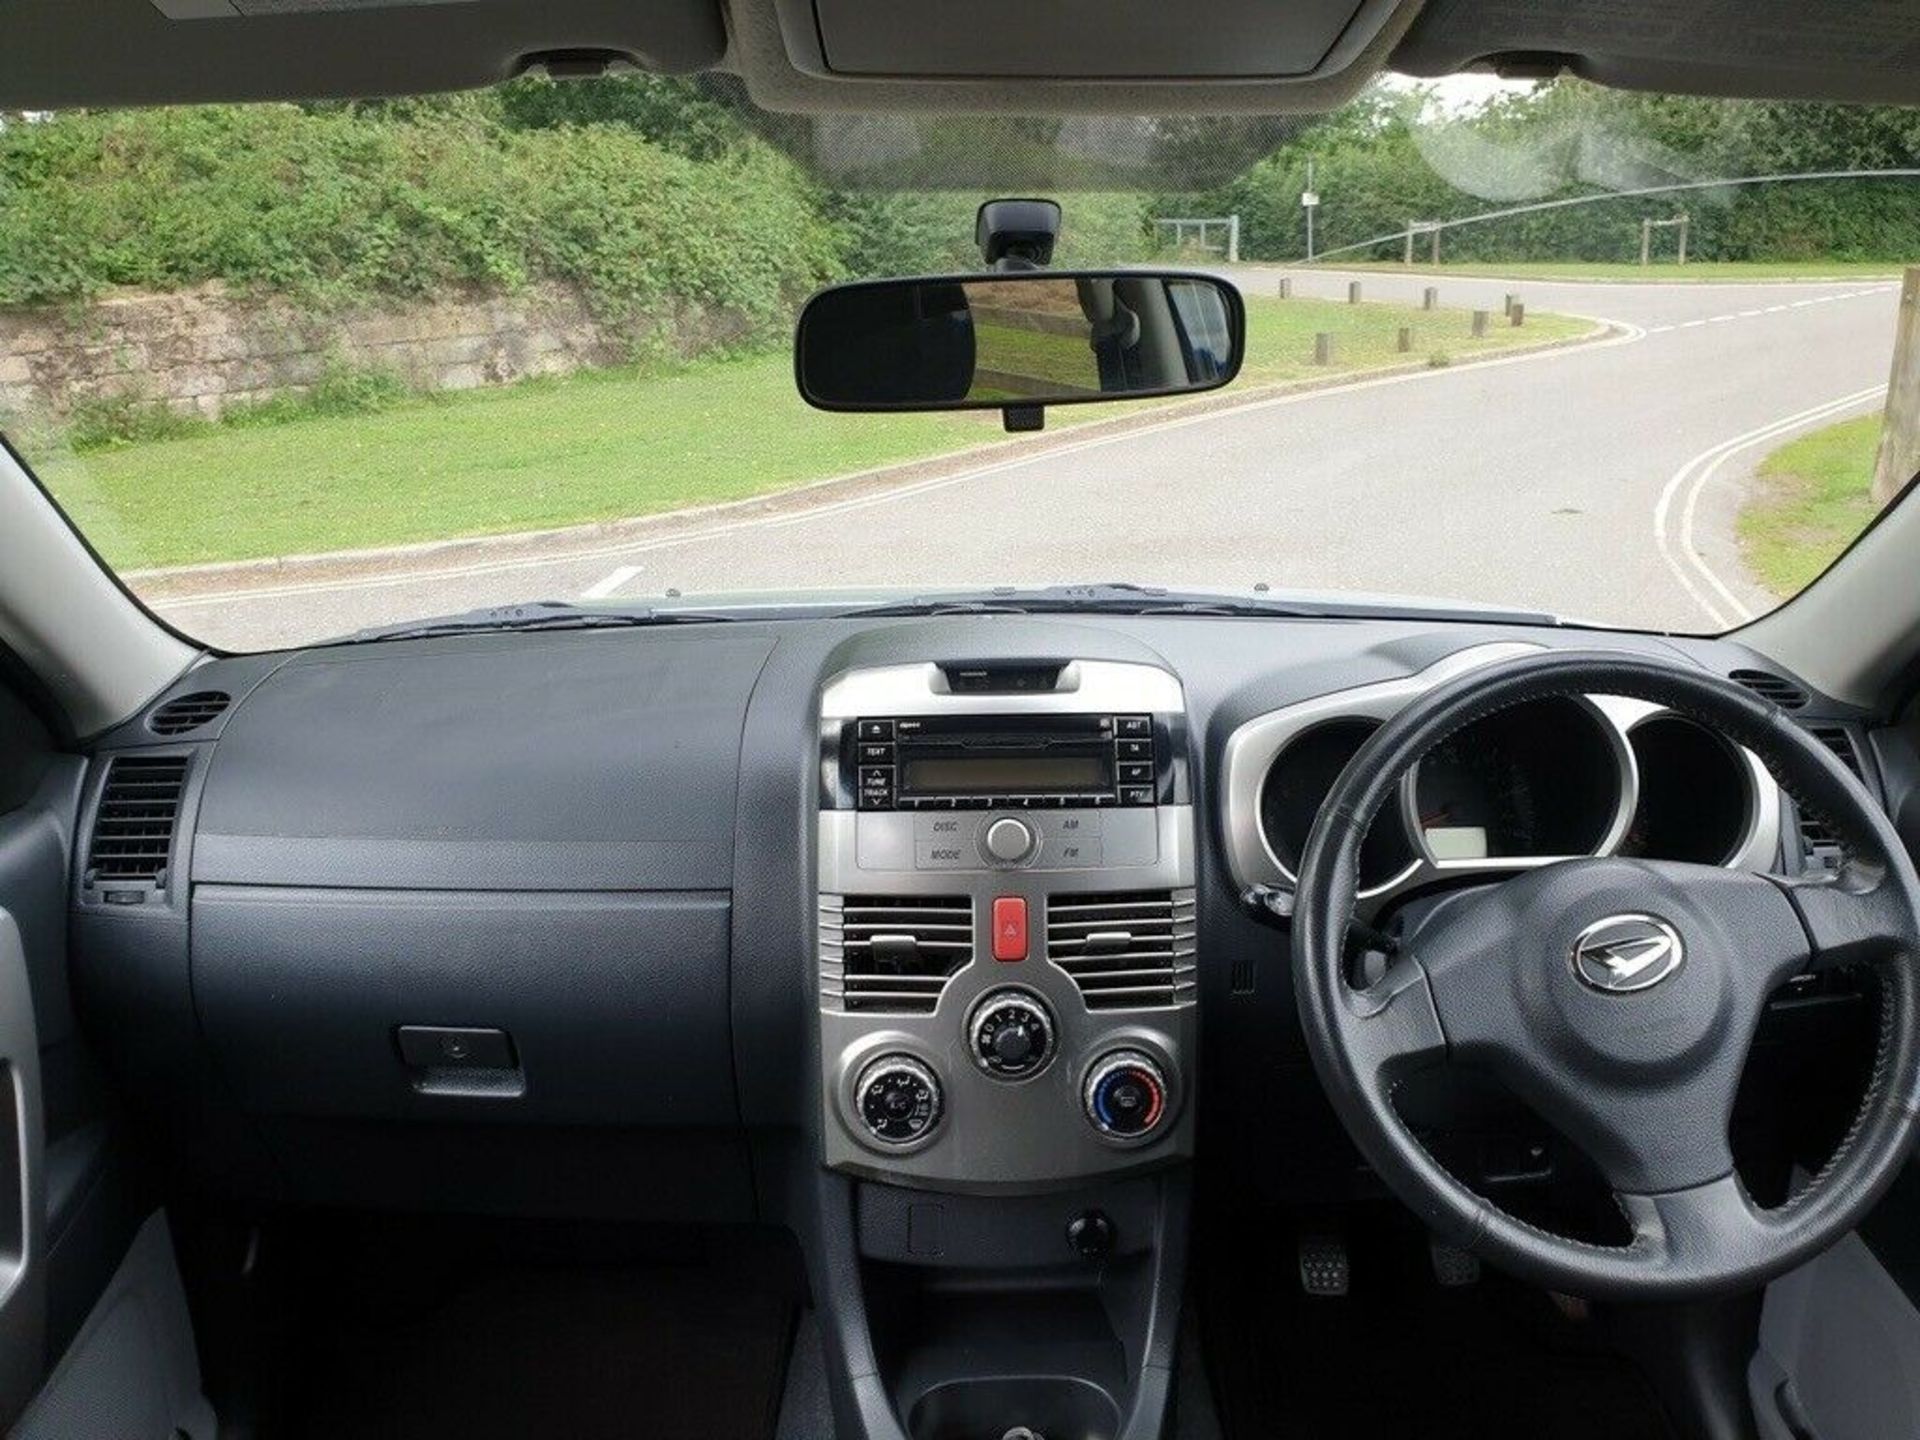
150;269;1901;649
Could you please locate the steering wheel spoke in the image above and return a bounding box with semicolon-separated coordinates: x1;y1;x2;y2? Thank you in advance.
1772;864;1913;976
1616;1175;1772;1277
1342;957;1448;1085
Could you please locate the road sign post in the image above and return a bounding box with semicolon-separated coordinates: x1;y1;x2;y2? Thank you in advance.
1302;157;1318;262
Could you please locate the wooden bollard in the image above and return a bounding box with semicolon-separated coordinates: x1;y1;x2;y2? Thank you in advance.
1422;286;1438;311
1347;281;1362;304
1397;326;1413;353
1314;332;1335;365
1510;302;1526;327
1277;277;1293;299
1503;292;1518;317
1471;309;1489;338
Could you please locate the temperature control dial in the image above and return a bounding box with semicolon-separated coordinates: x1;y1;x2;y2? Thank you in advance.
1084;1051;1170;1141
969;990;1056;1080
855;1055;943;1147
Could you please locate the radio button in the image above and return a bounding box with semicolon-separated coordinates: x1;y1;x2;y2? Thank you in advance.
1119;785;1156;806
1117;761;1154;784
1036;811;1103;838
1039;836;1104;868
915;814;970;839
1116;715;1152;737
915;841;972;869
858;742;894;764
1116;738;1153;761
983;816;1038;864
858;720;895;741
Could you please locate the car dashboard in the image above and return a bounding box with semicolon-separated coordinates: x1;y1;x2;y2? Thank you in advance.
65;610;1878;1437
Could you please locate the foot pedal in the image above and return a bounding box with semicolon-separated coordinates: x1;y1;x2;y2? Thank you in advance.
1429;1238;1481;1288
1298;1235;1350;1297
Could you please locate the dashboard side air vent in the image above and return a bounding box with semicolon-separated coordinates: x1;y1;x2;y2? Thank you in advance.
86;755;189;885
1730;670;1808;710
148;690;231;736
819;894;973;1013
1796;724;1867;872
1047;889;1196;1010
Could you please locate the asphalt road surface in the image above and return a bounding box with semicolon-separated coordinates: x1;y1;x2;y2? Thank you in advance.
151;269;1901;650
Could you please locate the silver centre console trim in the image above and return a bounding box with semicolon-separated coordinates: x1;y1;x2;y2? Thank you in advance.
819;659;1186;720
817;657;1196;1191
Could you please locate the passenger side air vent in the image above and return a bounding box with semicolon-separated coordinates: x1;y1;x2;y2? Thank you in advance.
819;894;973;1013
148;690;231;735
86;756;189;885
1047;889;1196;1010
1796;725;1867;872
1730;670;1808;710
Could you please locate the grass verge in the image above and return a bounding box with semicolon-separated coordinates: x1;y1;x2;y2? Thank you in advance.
1738;413;1881;596
28;295;1588;572
1318;260;1904;284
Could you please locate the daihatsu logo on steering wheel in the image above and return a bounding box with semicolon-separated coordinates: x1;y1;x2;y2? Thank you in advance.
1571;915;1686;993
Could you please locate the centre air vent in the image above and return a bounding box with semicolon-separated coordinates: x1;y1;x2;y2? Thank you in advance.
149;690;231;735
819;895;973;1013
1047;890;1196;1010
86;755;189;885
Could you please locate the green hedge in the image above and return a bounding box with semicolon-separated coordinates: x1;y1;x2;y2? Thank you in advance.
0;94;847;350
0;87;1157;341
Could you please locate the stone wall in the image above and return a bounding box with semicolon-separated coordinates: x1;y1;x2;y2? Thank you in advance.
0;281;649;422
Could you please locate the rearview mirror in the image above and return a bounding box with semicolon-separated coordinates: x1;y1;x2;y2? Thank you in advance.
794;270;1244;417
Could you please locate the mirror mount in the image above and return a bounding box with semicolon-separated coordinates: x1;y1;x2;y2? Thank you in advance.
977;199;1063;426
976;198;1062;270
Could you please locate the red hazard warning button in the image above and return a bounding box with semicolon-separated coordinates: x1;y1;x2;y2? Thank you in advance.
992;897;1028;962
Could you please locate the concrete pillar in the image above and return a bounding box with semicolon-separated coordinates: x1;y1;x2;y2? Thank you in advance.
1314;332;1335;365
1422;287;1438;311
1471;310;1489;338
1397;326;1413;353
1347;281;1362;305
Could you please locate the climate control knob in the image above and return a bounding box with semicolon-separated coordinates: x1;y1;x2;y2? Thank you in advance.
969;990;1056;1080
855;1055;943;1147
1084;1051;1170;1141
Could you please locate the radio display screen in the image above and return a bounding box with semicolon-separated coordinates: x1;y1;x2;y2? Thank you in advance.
901;755;1109;795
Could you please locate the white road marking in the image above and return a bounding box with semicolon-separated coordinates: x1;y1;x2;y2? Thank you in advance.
158;313;1645;612
1634;285;1893;343
1652;386;1886;628
580;563;643;599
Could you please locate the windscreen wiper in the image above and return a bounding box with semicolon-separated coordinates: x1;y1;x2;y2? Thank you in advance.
840;583;1560;625
330;600;737;645
842;583;1320;619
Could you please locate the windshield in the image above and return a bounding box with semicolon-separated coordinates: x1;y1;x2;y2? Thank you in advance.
3;77;1913;649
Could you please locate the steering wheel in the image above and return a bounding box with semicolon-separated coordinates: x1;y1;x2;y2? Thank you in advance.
1292;650;1920;1300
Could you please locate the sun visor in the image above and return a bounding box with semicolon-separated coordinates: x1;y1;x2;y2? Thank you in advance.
792;0;1401;80
0;0;726;107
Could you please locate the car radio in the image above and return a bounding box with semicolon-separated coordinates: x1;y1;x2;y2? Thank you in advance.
842;712;1159;811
